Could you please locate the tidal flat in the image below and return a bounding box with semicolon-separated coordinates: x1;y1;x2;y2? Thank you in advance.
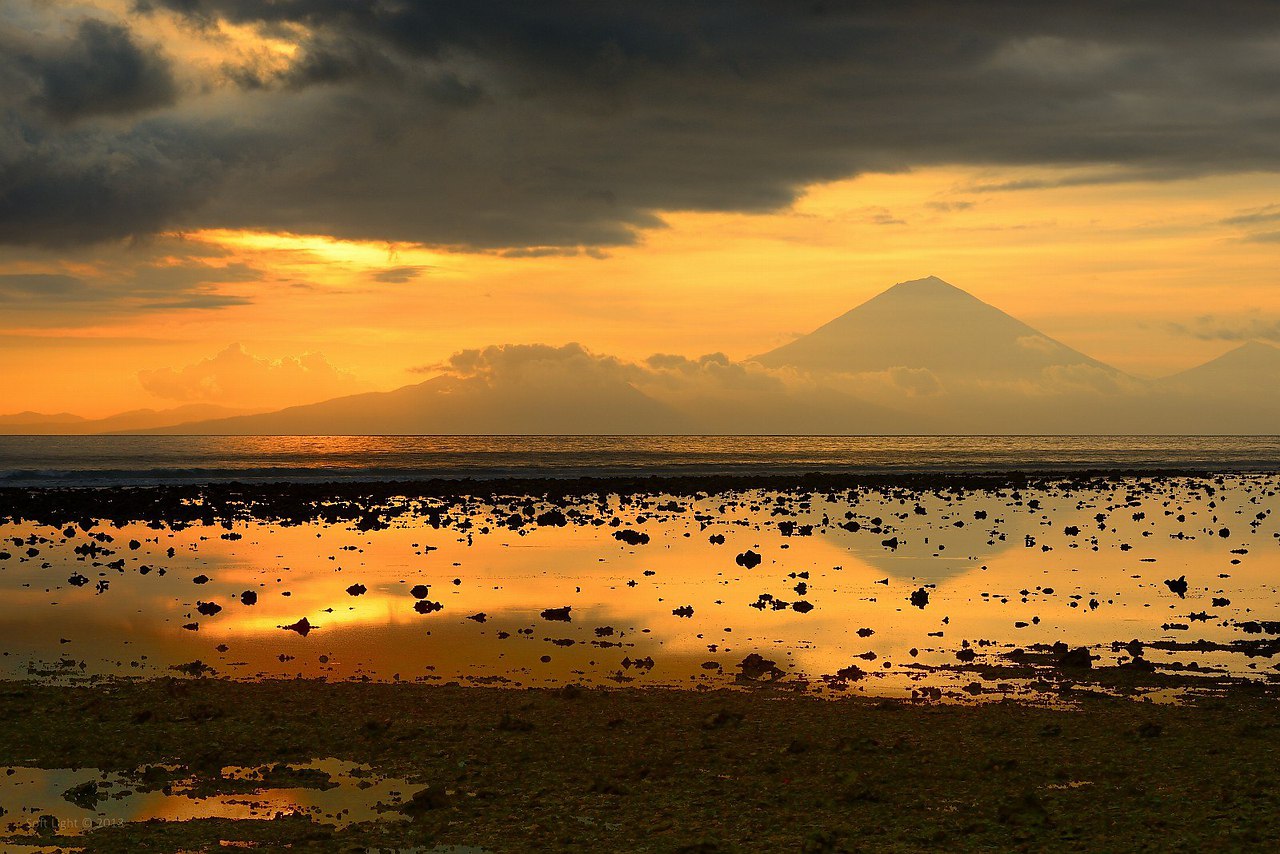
0;681;1278;852
0;472;1277;850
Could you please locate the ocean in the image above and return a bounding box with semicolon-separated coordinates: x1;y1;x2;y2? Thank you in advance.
1;435;1279;486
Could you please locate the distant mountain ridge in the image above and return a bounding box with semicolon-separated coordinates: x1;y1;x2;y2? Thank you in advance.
0;404;256;435
140;373;694;436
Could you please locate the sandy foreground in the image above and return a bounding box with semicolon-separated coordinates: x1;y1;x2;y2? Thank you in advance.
0;678;1278;852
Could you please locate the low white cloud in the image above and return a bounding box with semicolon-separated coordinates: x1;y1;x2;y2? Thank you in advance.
431;343;640;389
138;343;367;408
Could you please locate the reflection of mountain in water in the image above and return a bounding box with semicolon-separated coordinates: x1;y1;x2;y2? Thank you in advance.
817;496;1038;584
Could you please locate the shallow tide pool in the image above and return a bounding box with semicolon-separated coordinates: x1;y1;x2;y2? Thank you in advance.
1;475;1277;698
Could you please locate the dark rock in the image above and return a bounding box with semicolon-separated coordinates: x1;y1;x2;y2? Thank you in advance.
63;780;102;810
536;509;568;527
1058;646;1094;669
613;529;650;546
281;617;313;636
834;663;866;681
401;783;451;814
497;713;534;732
702;709;744;729
737;652;783;681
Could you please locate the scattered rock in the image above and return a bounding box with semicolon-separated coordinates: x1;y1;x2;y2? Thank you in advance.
281;617;313;636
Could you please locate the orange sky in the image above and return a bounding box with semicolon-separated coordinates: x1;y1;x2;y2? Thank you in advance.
3;165;1280;417
4;1;1280;419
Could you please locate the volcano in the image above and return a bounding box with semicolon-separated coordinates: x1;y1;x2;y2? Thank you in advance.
755;276;1118;381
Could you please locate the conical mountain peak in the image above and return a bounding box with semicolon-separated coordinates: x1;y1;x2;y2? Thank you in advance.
756;276;1114;379
879;275;968;297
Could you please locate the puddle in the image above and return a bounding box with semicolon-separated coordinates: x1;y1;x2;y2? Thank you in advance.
0;759;418;840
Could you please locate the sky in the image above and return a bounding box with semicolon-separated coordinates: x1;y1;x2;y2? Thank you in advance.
3;0;1280;418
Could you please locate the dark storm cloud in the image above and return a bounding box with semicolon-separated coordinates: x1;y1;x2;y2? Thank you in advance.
0;12;236;247
8;1;1280;249
26;19;178;123
0;116;238;246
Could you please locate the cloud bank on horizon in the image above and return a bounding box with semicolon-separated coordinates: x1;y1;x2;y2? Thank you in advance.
6;0;1280;249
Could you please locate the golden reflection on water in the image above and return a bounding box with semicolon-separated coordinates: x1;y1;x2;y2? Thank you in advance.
1;476;1277;695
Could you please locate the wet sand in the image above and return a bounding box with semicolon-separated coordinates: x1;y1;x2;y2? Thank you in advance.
0;472;1278;850
2;678;1279;852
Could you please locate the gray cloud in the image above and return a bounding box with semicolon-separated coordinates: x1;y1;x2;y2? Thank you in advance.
371;265;432;283
0;273;97;301
1220;203;1280;226
139;294;252;310
0;259;258;320
25;19;177;123
8;1;1280;249
1169;315;1280;342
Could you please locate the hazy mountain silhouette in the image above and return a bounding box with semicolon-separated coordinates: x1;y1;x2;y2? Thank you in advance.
756;276;1118;380
1163;340;1280;393
0;404;253;435
11;276;1279;436
1137;340;1280;433
140;373;693;435
0;411;85;427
